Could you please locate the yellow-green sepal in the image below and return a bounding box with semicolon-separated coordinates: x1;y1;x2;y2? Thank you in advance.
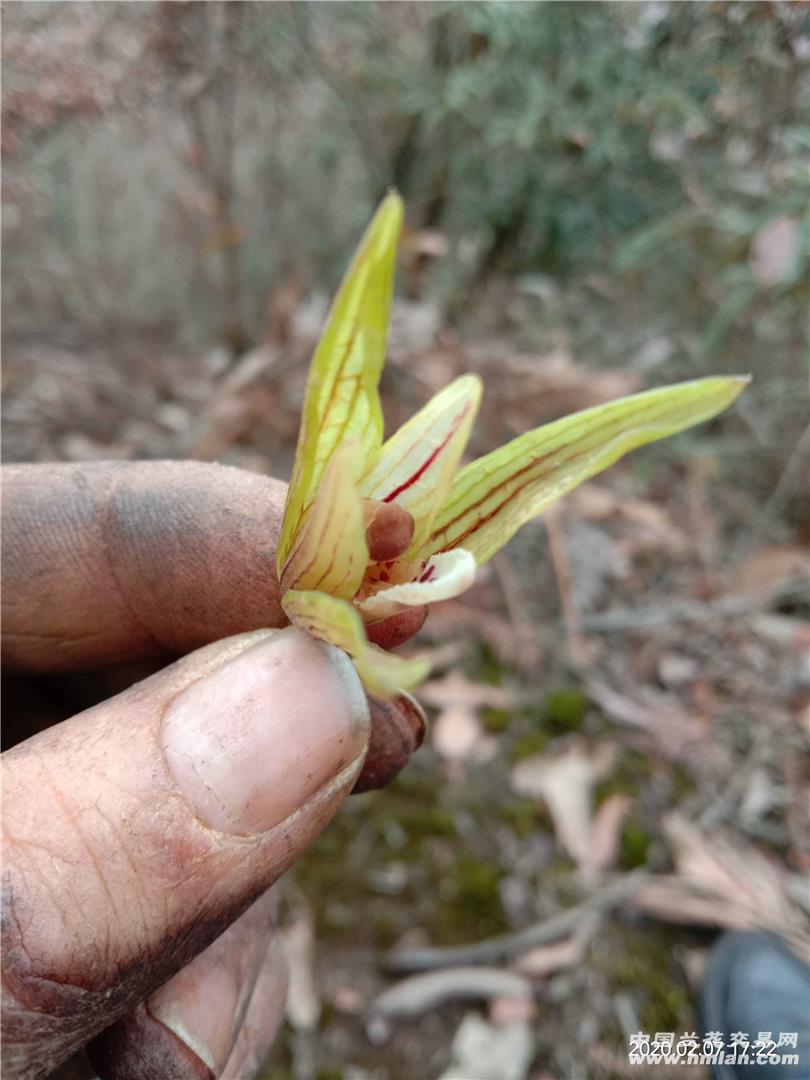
279;440;369;599
282;588;431;698
423;376;750;565
277;193;404;573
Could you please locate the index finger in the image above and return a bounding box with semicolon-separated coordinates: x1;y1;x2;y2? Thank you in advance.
1;461;426;674
1;461;287;672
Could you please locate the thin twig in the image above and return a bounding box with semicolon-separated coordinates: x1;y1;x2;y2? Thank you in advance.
492;551;541;673
369;968;532;1018
545;508;591;667
383;870;649;973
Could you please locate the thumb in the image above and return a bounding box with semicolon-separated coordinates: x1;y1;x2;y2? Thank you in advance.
1;628;369;1080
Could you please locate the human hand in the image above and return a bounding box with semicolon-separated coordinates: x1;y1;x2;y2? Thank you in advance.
1;461;426;1079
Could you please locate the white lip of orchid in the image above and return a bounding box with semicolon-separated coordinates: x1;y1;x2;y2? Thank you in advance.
356;549;478;623
275;192;750;697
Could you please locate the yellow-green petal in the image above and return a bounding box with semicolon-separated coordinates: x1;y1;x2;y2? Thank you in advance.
359;375;482;552
279;441;369;599
282;589;430;698
277;193;403;572
422;376;750;565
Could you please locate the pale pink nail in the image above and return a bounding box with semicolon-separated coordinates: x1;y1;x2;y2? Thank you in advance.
162;628;369;835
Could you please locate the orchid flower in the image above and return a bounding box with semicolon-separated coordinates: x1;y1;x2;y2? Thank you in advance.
277;193;748;697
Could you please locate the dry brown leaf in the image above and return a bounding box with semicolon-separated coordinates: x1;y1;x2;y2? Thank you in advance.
618;497;689;557
634;878;760;930
420;670;516;712
433;705;488;761
731;545;809;595
421;671;514;762
585;681;658;729
632;813;809;960
590;794;633;873
510;740;616;876
749;215;801;287
586;678;708;761
570;482;619;520
280;909;321;1031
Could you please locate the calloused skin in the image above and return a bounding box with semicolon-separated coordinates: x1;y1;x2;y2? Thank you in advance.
1;461;427;1080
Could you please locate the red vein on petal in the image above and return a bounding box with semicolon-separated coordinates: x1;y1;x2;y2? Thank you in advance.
431;436;624;552
307;316;363;489
312;549;357;594
320;371;364;463
381;406;469;503
281;515;310;584
429;449;558;550
309;549;337;591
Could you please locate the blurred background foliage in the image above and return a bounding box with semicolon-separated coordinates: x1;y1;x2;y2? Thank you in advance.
4;1;809;355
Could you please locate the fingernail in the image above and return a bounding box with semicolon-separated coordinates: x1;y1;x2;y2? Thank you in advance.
146;934;285;1079
162;628;369;834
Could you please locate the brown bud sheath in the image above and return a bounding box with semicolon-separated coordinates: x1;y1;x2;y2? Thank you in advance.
362;499;415;563
352;693;427;793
